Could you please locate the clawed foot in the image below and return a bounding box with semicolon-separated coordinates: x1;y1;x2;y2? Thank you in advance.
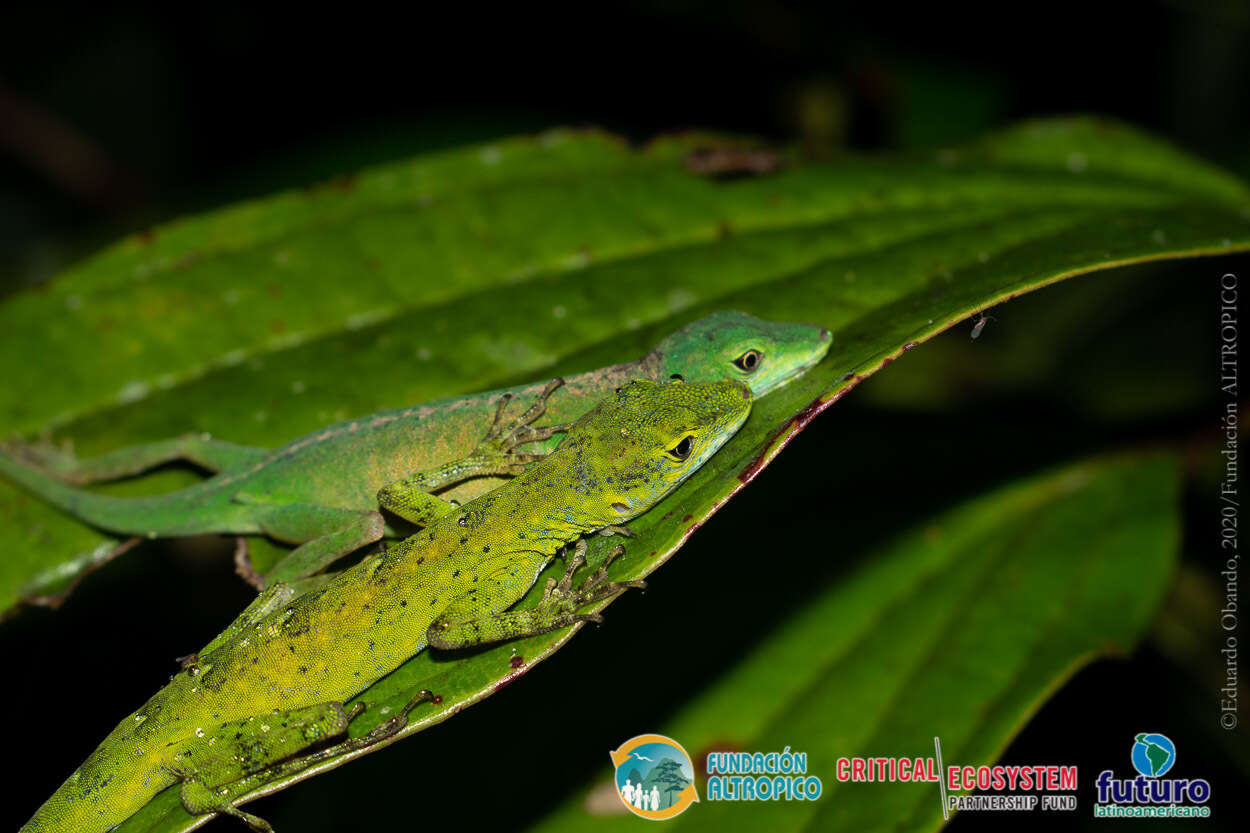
541;542;646;624
349;689;435;745
474;378;570;475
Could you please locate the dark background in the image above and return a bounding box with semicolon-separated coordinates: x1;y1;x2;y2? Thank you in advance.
1;2;1247;831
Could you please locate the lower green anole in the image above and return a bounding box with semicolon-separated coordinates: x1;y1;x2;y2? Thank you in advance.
0;311;828;590
20;377;752;833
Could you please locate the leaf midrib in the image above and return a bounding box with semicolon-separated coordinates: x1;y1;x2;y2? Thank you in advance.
36;202;1103;436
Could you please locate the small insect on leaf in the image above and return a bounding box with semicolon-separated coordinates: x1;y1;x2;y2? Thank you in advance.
684;146;785;179
970;311;996;340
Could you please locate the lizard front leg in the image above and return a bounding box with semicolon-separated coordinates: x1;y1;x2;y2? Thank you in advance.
258;378;570;585
427;542;645;650
377;378;571;528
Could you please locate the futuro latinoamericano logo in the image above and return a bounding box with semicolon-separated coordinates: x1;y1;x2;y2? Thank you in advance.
1093;733;1212;819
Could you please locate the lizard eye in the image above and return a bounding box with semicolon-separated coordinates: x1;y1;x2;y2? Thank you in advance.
733;349;763;373
666;436;695;462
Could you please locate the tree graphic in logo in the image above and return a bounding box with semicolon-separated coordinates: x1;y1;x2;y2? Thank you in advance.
609;734;700;820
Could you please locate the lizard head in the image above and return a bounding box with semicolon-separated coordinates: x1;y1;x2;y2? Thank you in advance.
649;310;831;398
561;378;752;527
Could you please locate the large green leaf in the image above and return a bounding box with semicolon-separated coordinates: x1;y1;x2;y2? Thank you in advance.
2;118;1246;614
3;118;1244;830
527;454;1180;833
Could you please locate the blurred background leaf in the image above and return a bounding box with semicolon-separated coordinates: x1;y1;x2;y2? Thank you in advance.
1;119;1245;617
3;4;1248;830
0;121;1245;832
530;454;1180;832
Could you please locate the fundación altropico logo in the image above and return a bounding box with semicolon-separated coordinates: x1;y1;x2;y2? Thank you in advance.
1093;733;1212;819
609;734;699;820
609;734;821;819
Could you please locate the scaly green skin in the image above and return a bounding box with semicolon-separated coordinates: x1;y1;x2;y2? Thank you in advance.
21;379;752;833
0;311;828;589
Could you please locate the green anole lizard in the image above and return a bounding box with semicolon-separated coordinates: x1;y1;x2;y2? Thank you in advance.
21;377;752;833
0;311;828;590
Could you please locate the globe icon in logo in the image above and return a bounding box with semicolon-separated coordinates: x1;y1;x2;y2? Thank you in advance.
1131;733;1175;777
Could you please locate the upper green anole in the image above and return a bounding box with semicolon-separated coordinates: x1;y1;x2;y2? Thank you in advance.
21;377;752;833
0;311;828;590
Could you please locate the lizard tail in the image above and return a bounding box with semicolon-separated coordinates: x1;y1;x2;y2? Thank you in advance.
0;447;239;536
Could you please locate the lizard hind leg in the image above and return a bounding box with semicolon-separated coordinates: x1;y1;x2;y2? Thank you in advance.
179;780;275;833
176;692;435;831
174;701;356;832
257;504;387;586
3;433;266;484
